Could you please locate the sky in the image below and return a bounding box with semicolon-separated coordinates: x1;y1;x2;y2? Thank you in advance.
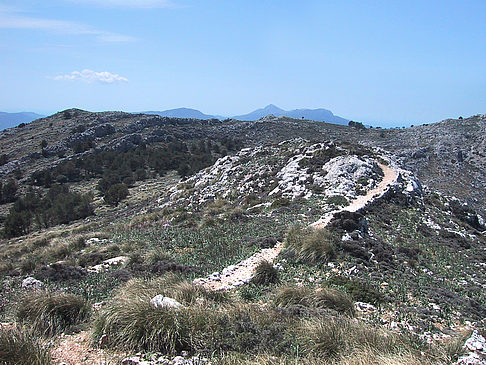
0;0;485;127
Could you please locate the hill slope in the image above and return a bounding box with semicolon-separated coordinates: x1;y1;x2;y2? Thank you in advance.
0;109;484;364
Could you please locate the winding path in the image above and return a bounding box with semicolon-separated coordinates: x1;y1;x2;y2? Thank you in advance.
195;163;398;291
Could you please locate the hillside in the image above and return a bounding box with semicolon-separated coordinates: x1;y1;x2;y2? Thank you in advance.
0;110;484;365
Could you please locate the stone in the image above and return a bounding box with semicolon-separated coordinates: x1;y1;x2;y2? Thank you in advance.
150;295;183;309
355;301;377;312
171;356;186;365
456;330;486;365
21;277;44;290
121;356;141;365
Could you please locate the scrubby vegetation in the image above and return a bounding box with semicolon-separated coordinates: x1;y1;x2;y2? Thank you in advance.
16;291;90;336
0;326;51;365
3;185;93;238
92;275;463;363
251;260;280;285
284;226;338;264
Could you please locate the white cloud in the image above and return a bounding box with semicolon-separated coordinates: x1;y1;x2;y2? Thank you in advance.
72;0;174;8
0;7;135;42
54;69;128;83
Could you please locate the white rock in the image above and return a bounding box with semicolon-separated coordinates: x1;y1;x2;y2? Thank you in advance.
121;356;141;365
172;356;186;365
456;330;486;365
355;301;377;312
21;277;44;290
87;255;128;273
150;295;182;309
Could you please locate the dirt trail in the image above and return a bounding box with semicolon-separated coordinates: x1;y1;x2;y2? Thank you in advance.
197;163;398;291
51;330;125;365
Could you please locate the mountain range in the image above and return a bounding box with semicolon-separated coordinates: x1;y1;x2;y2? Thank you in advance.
0;105;349;131
0;111;44;130
143;104;349;125
232;104;349;124
143;108;222;120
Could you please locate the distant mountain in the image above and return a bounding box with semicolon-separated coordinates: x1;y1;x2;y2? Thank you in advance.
232;104;349;125
143;108;220;120
0;112;44;130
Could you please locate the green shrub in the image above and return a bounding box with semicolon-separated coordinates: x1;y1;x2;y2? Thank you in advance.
16;292;90;336
271;197;291;208
327;276;383;305
104;183;129;206
326;195;348;207
251;260;279;285
0;326;51;365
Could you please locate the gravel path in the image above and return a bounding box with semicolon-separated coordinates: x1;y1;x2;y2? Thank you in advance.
195;163;398;291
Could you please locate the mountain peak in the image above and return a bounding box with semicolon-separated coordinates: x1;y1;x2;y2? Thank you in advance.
232;105;349;125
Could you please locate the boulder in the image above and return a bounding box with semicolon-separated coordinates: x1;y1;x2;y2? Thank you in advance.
456;330;486;365
21;277;44;290
150;295;183;309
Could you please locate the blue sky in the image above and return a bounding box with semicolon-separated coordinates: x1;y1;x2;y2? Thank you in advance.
0;0;485;127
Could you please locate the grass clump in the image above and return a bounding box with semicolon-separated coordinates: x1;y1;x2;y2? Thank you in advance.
285;226;337;264
274;286;355;316
94;276;292;355
327;275;383;305
251;260;279;285
326;195;348;207
16;291;90;336
297;317;424;360
0;326;51;365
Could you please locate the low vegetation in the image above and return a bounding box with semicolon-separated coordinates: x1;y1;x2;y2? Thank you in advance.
3;185;93;238
16;291;90;336
284;226;338;264
92;275;461;363
0;326;51;365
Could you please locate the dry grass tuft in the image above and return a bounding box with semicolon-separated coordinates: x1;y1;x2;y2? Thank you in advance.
285;226;337;264
16;291;90;336
0;326;51;364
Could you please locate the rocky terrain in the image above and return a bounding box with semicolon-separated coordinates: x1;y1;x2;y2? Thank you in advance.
0;110;485;364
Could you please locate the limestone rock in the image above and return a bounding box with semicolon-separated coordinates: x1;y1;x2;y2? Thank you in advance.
21;277;44;290
150;295;183;309
457;330;486;365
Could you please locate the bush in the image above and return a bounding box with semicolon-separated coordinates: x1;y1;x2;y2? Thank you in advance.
104;183;129;206
0;326;51;365
251;260;279;285
2;185;94;238
297;316;419;359
274;286;355;316
285;226;337;264
16;292;90;336
326;195;348;207
0;179;18;203
327;276;383;305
